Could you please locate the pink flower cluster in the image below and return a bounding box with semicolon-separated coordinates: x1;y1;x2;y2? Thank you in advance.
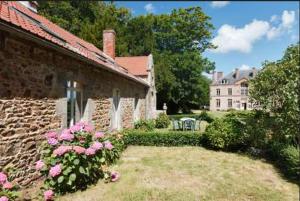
59;129;74;141
0;196;9;201
85;147;96;156
73;146;86;154
53;145;72;156
35;160;45;170
49;164;62;177
45;131;58;146
73;122;94;133
91;142;103;151
111;171;120;182
104;141;114;150
44;189;54;201
0;172;13;190
95;131;105;138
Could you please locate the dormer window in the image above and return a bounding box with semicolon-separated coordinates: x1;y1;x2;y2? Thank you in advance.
221;79;228;84
233;73;236;79
249;72;253;77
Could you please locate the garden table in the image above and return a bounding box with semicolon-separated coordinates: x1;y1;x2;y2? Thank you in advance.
180;117;196;131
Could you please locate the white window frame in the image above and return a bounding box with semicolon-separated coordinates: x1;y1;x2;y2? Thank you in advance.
67;81;83;127
216;88;220;96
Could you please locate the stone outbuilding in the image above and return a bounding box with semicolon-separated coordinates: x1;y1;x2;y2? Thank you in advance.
0;1;156;185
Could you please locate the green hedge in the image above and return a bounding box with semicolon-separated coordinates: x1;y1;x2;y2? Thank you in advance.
124;130;203;146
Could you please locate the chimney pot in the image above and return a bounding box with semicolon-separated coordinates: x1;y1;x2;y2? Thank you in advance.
103;30;116;59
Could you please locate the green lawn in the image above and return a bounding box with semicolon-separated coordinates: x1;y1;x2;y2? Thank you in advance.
58;146;299;201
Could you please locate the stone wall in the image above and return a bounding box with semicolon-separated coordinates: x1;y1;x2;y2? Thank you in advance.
0;33;147;185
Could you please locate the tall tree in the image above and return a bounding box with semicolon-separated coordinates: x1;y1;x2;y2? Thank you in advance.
250;43;300;145
38;3;215;113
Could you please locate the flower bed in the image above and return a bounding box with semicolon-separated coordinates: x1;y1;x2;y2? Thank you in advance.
0;172;19;201
37;122;124;200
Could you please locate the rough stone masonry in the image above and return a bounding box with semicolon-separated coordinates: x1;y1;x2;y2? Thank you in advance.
0;31;148;186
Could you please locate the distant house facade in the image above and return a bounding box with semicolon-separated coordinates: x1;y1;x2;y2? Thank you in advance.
210;68;258;111
0;1;156;185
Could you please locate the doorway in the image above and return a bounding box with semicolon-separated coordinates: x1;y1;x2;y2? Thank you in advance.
242;103;247;110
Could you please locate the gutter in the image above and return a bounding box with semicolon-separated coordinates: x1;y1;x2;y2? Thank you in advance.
0;20;149;87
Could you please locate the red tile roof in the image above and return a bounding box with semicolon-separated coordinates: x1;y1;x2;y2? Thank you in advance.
115;56;149;76
0;1;148;86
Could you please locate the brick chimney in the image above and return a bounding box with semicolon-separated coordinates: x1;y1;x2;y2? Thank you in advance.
217;72;223;80
103;30;116;59
234;68;239;79
212;71;218;82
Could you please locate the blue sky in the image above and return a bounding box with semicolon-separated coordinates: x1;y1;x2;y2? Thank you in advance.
115;1;299;75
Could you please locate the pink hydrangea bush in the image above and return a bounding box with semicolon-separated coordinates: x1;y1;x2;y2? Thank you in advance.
38;122;124;195
0;172;19;200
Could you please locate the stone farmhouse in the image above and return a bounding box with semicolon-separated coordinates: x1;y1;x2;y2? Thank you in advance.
210;68;258;111
0;1;156;185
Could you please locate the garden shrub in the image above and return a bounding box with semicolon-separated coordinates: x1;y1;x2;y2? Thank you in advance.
134;120;155;131
38;122;122;198
267;142;300;180
202;115;247;150
124;130;203;146
0;172;19;201
155;113;170;128
203;111;273;151
198;111;214;123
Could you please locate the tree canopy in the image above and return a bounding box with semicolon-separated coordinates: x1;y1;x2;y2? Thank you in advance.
250;43;300;145
38;1;215;113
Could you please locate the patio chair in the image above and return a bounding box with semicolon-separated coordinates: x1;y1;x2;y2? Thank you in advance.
172;120;180;130
195;120;201;131
183;119;195;131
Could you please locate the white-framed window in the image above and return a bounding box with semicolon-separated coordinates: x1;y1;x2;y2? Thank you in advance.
216;88;220;96
228;88;232;95
221;79;228;84
228;99;232;108
241;82;248;95
216;99;220;108
112;88;121;130
134;93;139;121
66;81;83;127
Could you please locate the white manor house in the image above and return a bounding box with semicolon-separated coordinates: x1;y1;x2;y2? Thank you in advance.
209;68;259;111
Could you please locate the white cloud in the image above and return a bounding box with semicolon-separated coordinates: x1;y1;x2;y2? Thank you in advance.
211;1;230;8
144;3;155;13
211;20;270;53
211;10;297;53
281;10;295;28
267;10;296;40
270;15;278;23
239;64;251;70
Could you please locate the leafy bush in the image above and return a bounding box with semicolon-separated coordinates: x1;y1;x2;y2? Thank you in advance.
203;111;273;151
38;122;122;197
124;130;203;146
0;172;19;201
134;120;155;131
267;142;300;180
198;111;214;123
155;113;170;128
202;115;247;150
